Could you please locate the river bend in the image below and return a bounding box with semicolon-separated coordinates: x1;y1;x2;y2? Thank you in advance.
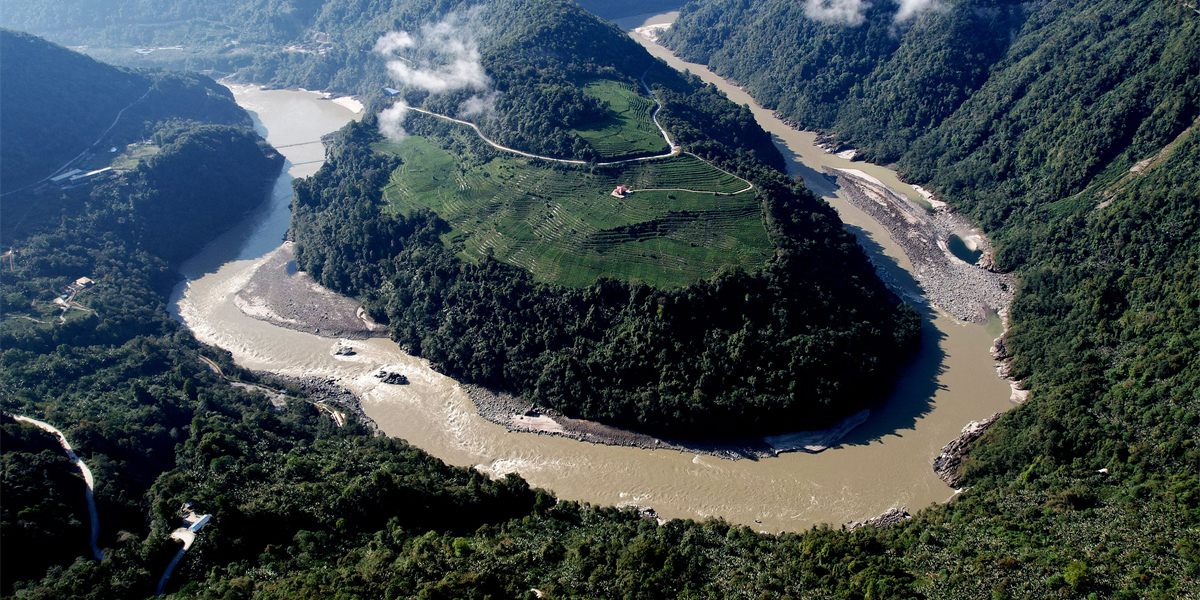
171;55;1013;532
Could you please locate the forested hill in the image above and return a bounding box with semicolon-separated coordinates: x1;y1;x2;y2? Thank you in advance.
275;0;921;437
0;28;254;193
0;32;282;350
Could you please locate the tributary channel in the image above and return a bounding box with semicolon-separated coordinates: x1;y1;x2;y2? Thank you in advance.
172;43;1014;531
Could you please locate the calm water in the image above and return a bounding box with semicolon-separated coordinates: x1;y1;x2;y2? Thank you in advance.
172;59;1013;533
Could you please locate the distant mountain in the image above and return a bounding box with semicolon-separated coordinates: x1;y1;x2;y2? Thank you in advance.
0;30;281;347
0;28;252;193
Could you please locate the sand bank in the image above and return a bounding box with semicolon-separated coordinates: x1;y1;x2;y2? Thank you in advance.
234;243;387;339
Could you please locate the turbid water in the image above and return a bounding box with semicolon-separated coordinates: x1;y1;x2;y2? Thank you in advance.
172;47;1013;532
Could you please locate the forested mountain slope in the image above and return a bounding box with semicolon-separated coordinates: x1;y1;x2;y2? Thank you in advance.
658;0;1200;596
0;32;282;593
0;29;252;193
1;30;283;350
0;4;1196;600
662;0;1198;244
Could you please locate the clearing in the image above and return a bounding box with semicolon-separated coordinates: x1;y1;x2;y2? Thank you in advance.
373;76;770;289
569;79;670;160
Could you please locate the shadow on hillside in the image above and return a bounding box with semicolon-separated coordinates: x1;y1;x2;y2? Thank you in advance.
828;226;945;449
768;131;840;197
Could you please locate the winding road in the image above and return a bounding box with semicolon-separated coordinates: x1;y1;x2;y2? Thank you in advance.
401;70;753;194
155;529;195;596
12;415;105;561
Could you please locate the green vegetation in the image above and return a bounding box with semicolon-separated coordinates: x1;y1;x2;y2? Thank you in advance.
0;415;91;592
107;142;161;171
294;115;918;436
0;29;252;193
272;0;917;438
0;31;282;348
1;1;1198;598
0;30;918;600
569;79;669;160
662;0;1200;596
376;131;764;289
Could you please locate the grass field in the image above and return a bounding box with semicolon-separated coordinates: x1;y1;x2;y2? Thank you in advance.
569;79;670;160
374;136;771;289
109;143;160;171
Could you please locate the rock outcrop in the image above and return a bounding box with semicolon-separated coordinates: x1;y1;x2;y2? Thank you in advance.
374;370;409;385
933;413;1001;487
848;507;911;530
991;333;1032;404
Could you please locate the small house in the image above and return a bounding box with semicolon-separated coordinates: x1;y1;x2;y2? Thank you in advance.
611;185;631;198
75;277;94;289
383;87;401;97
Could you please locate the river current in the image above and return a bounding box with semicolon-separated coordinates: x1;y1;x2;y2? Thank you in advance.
171;34;1013;532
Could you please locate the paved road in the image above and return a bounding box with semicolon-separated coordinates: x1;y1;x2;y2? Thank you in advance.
12;415;105;561
403;69;750;194
156;528;196;596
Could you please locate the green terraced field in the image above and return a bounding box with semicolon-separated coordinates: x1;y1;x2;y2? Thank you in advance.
374;136;771;289
570;79;670;160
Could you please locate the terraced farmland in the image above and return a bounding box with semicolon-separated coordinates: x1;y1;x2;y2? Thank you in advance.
375;137;771;289
570;79;670;160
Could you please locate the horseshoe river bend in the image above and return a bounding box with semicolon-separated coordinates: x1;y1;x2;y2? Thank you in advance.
170;27;1015;534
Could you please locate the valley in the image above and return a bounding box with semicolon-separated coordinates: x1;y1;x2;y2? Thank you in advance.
1;0;1196;597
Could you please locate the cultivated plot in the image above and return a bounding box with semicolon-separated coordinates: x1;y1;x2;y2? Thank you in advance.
376;136;770;289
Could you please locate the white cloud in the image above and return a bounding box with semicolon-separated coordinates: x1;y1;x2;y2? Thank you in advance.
893;0;943;23
458;91;498;118
373;31;415;55
804;0;871;26
374;14;491;94
378;102;410;140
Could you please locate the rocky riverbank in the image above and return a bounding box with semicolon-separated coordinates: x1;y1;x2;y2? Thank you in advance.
257;372;381;434
822;167;1015;324
466;384;870;461
234;243;388;340
932;412;1001;487
991;333;1032;404
848;507;911;531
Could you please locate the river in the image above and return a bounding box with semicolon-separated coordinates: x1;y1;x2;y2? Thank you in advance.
171;47;1013;532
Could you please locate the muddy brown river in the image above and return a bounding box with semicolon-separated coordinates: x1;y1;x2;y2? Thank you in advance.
171;36;1014;532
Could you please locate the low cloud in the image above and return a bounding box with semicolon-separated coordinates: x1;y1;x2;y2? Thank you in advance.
378;102;410;141
802;0;942;26
804;0;870;26
373;11;493;139
893;0;943;22
458;91;498;118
